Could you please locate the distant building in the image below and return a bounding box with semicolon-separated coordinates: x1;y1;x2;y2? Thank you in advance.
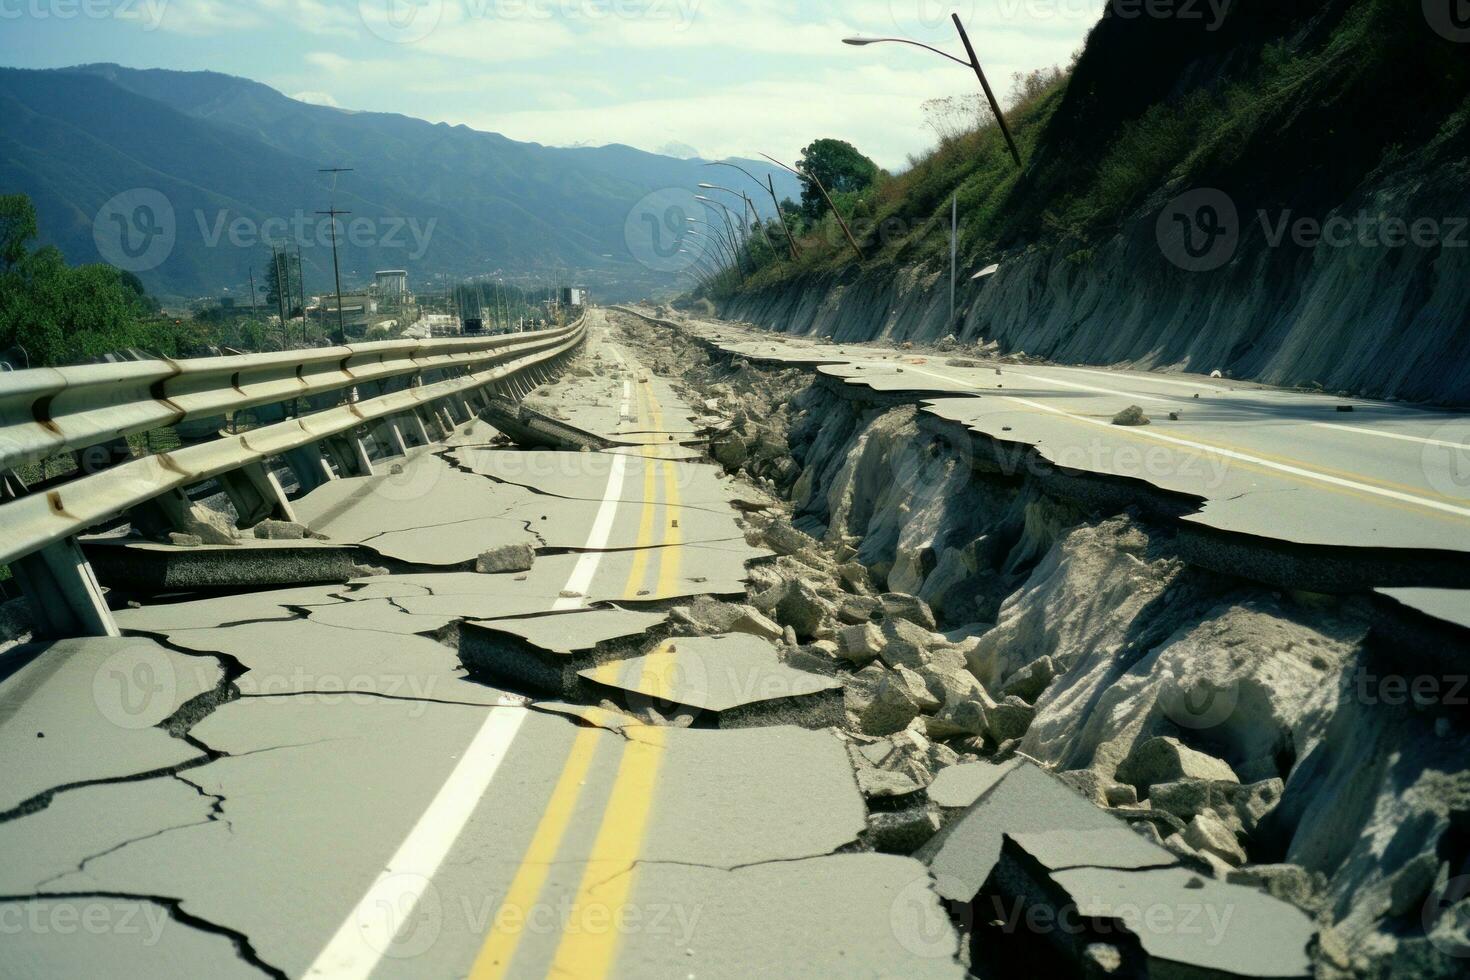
560;286;588;308
321;293;378;331
375;270;410;308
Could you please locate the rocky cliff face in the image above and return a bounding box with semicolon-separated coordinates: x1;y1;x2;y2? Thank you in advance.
718;0;1470;405
722;147;1470;404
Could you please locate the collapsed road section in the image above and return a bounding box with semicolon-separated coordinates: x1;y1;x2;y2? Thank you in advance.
0;305;1459;978
602;304;1470;978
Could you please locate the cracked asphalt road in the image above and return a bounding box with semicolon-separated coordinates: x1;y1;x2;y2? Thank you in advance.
0;311;964;979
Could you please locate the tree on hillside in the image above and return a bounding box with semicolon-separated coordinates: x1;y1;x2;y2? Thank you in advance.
0;194;180;367
796;139;881;222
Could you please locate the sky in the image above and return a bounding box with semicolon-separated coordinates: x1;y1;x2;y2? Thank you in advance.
0;0;1102;169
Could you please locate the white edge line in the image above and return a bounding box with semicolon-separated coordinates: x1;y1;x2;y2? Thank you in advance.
1312;421;1467;451
307;430;632;977
304;707;528;979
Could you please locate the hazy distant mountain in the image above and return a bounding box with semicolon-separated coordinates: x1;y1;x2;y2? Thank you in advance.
0;65;803;301
656;141;703;160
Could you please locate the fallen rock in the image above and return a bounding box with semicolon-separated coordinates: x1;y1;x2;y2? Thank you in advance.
836;623;884;665
999;655;1056;704
1111;404;1150;426
167;532;203;548
859;673;925;736
1115;736;1238;794
475;543;536;574
1182;810;1247;866
925;699;988;740
1226;864;1329;918
836;594;881;624
760;580;835;641
253;519;311;540
762;519;819;557
1148;777;1283;838
712;436;749;469
837;562;873;596
183;505;239;545
868;805;942;854
880;592;937;630
877;618;936;671
727;606;783;641
893;665;942;712
984;695;1036;744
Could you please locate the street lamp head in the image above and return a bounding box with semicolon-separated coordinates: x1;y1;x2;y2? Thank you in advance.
697;183;717;189
842;37;876;46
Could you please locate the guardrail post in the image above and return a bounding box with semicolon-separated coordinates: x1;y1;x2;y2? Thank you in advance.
217;461;297;527
374;419;409;457
127;487;196;539
285;446;335;495
409;410;435;446
324;432;375;477
11;536;119;638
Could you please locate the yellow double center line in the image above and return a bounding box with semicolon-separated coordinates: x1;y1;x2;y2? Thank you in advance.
469;370;683;979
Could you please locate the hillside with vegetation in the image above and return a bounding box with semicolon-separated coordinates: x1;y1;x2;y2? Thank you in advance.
696;0;1470;405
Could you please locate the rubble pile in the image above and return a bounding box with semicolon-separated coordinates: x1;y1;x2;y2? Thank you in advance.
606;308;1470;978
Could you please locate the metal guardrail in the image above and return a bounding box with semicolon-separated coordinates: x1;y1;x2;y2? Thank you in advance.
0;324;583;474
0;316;587;638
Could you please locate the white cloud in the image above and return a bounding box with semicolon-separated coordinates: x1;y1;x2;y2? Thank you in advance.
291;90;342;106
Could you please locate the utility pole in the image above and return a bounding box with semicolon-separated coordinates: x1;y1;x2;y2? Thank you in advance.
270;244;290;347
297;243;307;347
950;194;958;331
951;13;1022;169
318;167;354;344
247;267;260;321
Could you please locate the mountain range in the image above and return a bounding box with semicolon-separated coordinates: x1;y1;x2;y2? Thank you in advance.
0;64;803;302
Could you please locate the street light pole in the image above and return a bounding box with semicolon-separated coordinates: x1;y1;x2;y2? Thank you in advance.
317;208;350;343
705;161;801;259
843;13;1022;169
700;183;778;258
761;153;865;262
317;166;355;344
